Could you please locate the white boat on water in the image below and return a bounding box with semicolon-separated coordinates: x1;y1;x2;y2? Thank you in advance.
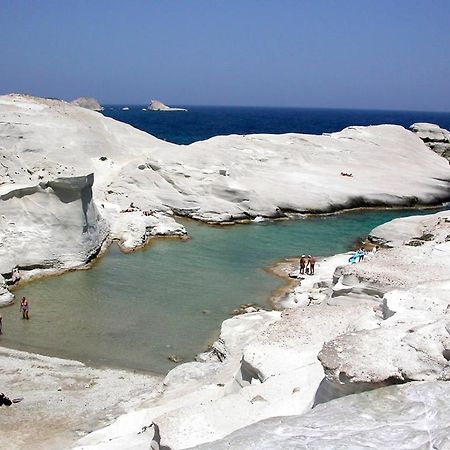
122;107;129;111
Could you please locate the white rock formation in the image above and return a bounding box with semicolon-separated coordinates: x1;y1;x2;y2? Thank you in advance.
148;99;187;111
2;94;449;227
1;94;450;447
0;347;162;450
2;94;449;301
0;94;187;300
72;259;383;448
319;211;450;386
71;96;103;111
188;381;450;450
0;274;14;306
0;174;110;304
411;122;450;160
72;210;450;450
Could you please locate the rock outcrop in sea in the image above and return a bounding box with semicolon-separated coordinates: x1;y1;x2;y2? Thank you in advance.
148;99;187;111
70;96;103;111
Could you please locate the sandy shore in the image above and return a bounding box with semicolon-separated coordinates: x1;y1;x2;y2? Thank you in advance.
0;347;162;450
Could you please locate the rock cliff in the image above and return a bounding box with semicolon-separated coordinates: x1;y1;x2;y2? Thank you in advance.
0;174;109;305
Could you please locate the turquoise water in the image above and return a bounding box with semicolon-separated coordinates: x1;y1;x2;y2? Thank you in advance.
0;209;443;374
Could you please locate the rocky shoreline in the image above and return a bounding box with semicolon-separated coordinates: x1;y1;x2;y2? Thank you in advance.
1;210;449;449
0;347;162;450
2;94;450;306
66;209;449;449
1;94;450;449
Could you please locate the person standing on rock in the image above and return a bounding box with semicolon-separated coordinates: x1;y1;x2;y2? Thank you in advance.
20;297;29;320
0;314;2;334
299;255;307;275
308;255;315;275
358;248;365;262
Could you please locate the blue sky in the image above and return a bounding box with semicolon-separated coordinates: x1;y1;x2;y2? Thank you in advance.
1;0;449;111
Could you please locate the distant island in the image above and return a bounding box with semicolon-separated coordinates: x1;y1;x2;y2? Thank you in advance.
70;97;103;111
148;99;187;112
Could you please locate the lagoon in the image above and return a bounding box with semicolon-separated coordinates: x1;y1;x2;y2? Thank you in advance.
0;209;443;374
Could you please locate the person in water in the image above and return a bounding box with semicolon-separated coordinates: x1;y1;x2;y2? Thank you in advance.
308;255;315;275
20;297;29;320
299;255;307;275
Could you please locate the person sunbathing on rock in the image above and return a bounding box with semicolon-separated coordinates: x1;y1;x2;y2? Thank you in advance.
121;202;140;213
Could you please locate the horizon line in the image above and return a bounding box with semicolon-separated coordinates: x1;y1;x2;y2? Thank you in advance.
101;103;450;115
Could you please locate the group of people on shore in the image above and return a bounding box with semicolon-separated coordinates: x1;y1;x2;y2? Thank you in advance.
299;255;315;276
0;296;29;336
348;245;379;264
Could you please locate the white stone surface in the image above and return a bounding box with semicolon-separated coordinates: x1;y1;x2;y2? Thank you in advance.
2;94;449;302
188;381;450;450
2;94;449;227
0;347;161;450
411;122;450;160
0;274;14;305
369;209;450;247
2;94;450;449
0;174;109;282
319;212;450;385
73;266;382;449
411;122;450;143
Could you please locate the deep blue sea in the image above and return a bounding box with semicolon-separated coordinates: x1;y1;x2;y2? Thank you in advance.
102;105;450;145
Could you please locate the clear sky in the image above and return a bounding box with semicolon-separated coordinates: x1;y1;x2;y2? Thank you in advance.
1;0;449;111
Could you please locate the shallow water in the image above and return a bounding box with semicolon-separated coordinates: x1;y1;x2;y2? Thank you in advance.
0;209;444;374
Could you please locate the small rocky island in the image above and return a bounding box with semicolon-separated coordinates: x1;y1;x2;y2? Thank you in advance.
148;99;187;112
70;96;103;111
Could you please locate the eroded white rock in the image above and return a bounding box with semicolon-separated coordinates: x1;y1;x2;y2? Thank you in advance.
319;213;450;386
188;381;450;450
411;122;450;160
0;174;109;275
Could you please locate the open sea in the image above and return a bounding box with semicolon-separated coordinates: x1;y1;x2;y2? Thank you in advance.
1;106;449;374
101;105;450;145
